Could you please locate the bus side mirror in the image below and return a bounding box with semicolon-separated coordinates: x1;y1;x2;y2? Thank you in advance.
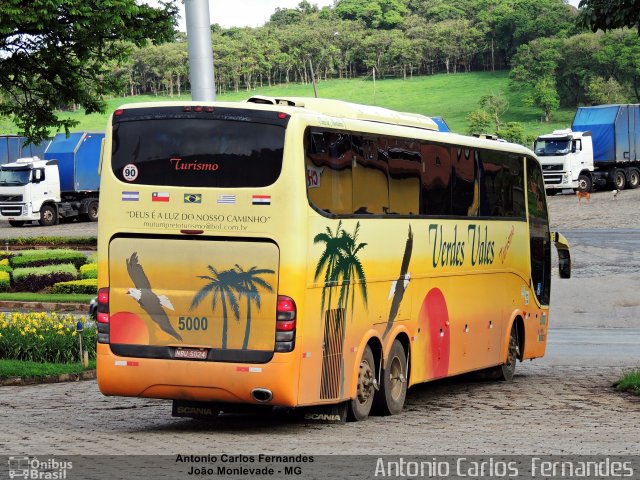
33;169;42;182
551;231;571;279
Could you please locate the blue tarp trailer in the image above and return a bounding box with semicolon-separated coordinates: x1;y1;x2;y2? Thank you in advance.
44;132;103;193
0;135;50;165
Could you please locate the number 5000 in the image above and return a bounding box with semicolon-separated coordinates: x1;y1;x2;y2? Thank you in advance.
178;316;208;331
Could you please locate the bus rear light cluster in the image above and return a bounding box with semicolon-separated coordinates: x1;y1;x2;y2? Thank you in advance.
97;287;110;344
275;295;296;353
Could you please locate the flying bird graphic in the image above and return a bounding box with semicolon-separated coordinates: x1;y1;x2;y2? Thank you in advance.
383;226;413;339
126;252;182;342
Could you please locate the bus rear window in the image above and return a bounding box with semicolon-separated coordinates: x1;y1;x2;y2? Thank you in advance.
111;116;286;187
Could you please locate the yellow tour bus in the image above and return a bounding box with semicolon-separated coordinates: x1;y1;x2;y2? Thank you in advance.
96;96;571;421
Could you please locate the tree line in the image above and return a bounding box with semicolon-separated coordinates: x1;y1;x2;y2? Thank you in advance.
1;0;638;143
114;0;640;126
117;0;580;97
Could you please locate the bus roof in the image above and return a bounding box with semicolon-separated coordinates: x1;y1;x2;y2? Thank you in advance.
114;99;535;159
245;96;439;132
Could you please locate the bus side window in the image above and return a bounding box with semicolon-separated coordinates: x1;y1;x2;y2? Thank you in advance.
352;135;389;214
526;157;551;305
387;139;421;215
480;150;525;218
305;130;353;215
421;142;452;215
452;146;477;216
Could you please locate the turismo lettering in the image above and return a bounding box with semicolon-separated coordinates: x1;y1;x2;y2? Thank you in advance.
170;158;219;171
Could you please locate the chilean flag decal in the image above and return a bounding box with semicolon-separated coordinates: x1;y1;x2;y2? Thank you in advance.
152;192;170;202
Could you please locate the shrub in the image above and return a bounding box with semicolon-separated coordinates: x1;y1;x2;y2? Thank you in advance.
52;279;98;295
80;263;98;279
86;253;98;264
0;253;16;261
12;264;78;293
0;259;11;274
0;312;97;363
10;249;88;269
4;237;96;247
0;272;9;292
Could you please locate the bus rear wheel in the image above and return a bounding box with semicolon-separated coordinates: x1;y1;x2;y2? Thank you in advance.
373;339;407;416
500;325;519;382
347;345;376;421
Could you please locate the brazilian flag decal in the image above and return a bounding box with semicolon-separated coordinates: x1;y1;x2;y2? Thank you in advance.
184;193;202;204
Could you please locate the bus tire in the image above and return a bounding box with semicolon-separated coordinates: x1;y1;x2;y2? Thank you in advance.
500;324;519;382
39;204;58;226
372;339;407;416
347;345;376;421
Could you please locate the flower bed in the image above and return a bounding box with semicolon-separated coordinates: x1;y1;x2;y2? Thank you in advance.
0;312;96;363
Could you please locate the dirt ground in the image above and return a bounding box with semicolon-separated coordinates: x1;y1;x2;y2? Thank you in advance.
547;186;640;229
547;187;640;329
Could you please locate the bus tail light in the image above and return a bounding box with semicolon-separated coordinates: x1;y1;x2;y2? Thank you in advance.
97;287;110;344
275;295;296;353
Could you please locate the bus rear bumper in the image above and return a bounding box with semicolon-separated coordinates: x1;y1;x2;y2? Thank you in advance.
96;344;299;407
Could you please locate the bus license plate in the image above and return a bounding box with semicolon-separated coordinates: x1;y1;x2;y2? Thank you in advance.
175;348;208;360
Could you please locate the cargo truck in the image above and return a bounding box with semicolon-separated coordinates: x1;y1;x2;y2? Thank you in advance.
0;135;50;165
534;104;640;193
0;131;103;226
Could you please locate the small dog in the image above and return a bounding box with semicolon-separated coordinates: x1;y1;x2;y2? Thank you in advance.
576;190;591;205
612;189;620;200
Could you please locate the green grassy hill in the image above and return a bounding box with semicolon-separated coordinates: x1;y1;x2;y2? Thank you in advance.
1;71;576;144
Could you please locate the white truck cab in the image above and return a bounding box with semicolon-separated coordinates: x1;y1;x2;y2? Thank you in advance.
534;129;595;193
0;157;61;226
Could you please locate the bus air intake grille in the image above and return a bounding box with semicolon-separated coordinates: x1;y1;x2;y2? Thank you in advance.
320;308;345;399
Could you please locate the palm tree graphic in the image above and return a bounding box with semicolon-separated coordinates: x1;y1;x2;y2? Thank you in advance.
314;221;368;314
190;266;240;349
335;222;368;316
314;221;368;398
313;220;344;313
234;264;274;350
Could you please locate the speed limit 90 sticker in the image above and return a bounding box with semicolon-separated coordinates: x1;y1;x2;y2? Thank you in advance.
123;164;139;182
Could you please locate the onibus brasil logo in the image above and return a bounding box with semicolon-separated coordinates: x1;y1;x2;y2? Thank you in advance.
8;457;72;479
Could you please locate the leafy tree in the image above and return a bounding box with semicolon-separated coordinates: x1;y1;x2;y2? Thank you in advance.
0;0;178;143
465;110;492;136
335;0;409;29
586;76;627;104
479;93;508;131
526;76;560;122
497;121;527;145
510;40;562;121
578;0;640;35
